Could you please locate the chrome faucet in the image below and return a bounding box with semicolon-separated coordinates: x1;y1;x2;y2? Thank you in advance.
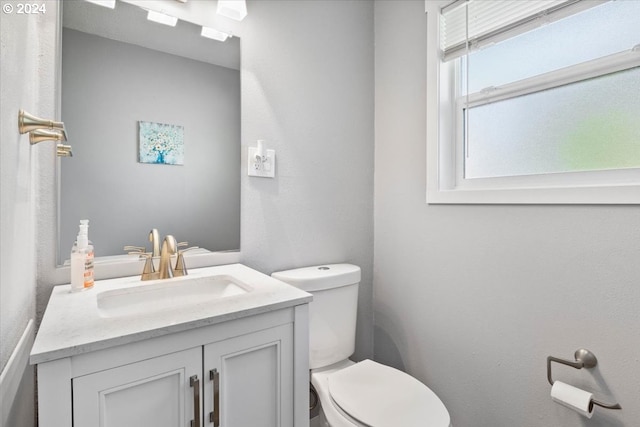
158;235;177;279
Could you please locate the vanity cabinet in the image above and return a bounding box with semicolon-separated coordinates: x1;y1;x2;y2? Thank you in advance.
73;347;202;427
32;264;311;427
36;308;307;427
72;324;293;427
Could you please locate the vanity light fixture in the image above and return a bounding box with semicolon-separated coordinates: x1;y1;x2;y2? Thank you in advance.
216;0;247;21
201;26;231;42
147;10;178;27
84;0;116;9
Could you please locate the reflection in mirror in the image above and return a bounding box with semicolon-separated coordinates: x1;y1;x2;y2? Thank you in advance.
59;1;240;265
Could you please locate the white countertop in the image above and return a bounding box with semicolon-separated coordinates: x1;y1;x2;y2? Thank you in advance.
30;264;312;365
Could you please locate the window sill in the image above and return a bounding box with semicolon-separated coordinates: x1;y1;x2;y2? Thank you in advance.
426;183;640;205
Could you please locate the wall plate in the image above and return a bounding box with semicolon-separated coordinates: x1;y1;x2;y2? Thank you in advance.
248;147;275;178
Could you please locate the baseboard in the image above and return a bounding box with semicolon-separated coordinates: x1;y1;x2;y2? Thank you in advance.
0;319;35;427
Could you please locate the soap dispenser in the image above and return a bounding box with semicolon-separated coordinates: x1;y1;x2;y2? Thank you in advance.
70;221;94;291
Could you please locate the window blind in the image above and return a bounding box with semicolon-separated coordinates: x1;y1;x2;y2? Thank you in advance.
440;0;607;61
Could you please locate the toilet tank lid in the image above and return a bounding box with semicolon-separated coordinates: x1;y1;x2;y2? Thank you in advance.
272;264;361;292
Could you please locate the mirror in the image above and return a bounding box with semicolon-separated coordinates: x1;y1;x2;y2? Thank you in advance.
58;1;240;265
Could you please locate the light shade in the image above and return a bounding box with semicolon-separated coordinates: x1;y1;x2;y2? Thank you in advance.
216;0;247;21
84;0;116;9
147;10;178;27
201;27;230;42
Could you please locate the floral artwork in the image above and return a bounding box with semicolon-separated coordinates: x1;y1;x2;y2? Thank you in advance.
138;121;184;165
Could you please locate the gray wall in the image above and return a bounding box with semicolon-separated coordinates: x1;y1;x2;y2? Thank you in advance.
60;28;240;259
238;0;375;361
1;2;58;427
38;0;375;364
374;1;640;426
13;1;639;426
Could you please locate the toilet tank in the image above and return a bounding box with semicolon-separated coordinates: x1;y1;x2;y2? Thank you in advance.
272;264;361;369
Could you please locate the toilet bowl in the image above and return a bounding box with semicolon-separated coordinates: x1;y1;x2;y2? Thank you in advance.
311;359;450;427
272;264;451;427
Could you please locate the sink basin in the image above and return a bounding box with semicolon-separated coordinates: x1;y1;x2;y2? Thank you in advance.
97;274;251;318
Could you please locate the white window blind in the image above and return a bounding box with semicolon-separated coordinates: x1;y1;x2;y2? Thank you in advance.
440;0;606;61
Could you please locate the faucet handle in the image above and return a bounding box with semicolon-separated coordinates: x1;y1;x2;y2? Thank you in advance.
139;252;158;281
174;246;199;277
125;246;149;260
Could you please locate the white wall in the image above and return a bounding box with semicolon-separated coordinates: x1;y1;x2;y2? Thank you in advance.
374;1;640;426
0;2;58;426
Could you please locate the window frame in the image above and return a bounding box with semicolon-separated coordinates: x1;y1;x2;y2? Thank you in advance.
425;0;640;204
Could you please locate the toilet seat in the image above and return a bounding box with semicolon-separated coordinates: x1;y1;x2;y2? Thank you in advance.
313;359;450;427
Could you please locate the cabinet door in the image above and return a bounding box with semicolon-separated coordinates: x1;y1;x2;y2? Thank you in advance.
204;324;294;427
73;347;203;427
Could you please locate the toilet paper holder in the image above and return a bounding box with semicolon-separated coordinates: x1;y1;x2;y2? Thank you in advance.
547;348;621;410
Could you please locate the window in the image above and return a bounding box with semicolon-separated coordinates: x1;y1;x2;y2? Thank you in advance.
426;0;640;204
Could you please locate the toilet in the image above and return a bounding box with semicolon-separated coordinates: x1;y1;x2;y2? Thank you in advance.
272;264;451;427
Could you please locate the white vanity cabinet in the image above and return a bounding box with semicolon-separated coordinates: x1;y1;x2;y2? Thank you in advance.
37;309;304;427
32;265;311;427
71;322;294;427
